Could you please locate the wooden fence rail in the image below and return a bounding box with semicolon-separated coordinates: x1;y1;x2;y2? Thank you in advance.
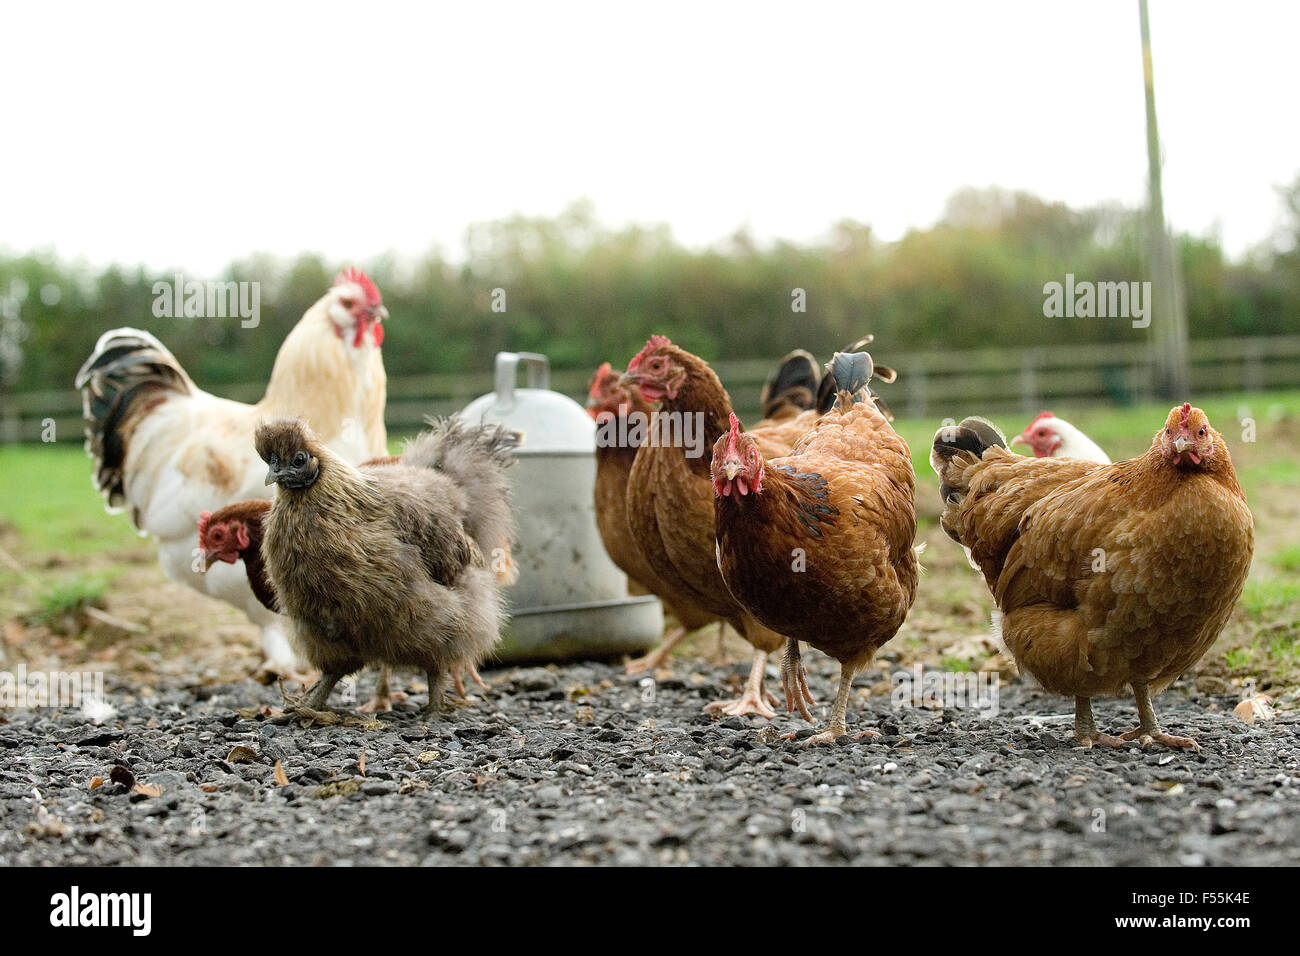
5;335;1299;444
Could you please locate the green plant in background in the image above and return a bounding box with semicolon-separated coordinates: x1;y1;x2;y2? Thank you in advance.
27;574;109;627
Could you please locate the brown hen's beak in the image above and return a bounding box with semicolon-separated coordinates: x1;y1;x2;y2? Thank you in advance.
1173;435;1191;454
617;371;641;390
723;460;743;480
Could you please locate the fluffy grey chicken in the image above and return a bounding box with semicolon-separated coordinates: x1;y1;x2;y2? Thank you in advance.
254;416;517;715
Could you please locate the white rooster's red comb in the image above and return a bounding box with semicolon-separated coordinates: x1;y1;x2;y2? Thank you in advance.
333;267;382;307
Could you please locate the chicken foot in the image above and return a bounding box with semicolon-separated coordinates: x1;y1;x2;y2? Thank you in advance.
422;669;452;717
704;649;779;719
299;672;343;712
361;663;485;711
1118;683;1201;751
782;663;877;745
779;637;816;721
359;665;409;713
452;664;488;697
1073;696;1129;748
625;624;689;676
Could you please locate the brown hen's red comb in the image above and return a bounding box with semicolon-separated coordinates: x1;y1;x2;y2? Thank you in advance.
588;362;614;397
1179;402;1192;427
333;267;382;307
628;335;672;372
724;412;744;459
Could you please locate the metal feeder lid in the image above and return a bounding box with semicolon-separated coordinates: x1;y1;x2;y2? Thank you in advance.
458;352;594;455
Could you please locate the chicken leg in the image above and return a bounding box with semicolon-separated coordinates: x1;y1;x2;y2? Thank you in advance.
452;663;488;697
705;650;778;719
779;637;816;721
359;665;409;712
783;663;876;745
301;672;343;712
422;669;452;717
1118;683;1200;751
625;624;689;676
1073;696;1129;748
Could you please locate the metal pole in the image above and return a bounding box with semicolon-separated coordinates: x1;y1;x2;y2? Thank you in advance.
1139;0;1190;399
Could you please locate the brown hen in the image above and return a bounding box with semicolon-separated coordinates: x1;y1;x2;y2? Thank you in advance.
712;352;918;742
931;403;1253;749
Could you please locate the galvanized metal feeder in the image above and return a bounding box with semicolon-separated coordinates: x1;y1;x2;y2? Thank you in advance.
458;352;663;662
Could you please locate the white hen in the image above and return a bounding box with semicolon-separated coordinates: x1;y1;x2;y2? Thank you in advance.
75;268;389;676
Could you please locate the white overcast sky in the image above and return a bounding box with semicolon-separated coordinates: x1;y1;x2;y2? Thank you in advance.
3;1;1297;274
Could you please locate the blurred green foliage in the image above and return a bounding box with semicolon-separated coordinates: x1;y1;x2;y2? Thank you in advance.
2;184;1298;393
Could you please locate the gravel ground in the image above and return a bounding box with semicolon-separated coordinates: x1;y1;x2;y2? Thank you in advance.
2;657;1298;866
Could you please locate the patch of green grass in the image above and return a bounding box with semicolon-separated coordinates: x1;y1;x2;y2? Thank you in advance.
1270;545;1300;575
889;389;1300;499
940;656;973;673
0;444;150;556
1240;577;1300;617
26;574;109;626
1223;647;1254;671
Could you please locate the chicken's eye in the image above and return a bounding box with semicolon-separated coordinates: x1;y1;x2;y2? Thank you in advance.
1198;428;1206;437
1037;429;1047;437
210;528;224;542
340;297;355;309
293;452;308;467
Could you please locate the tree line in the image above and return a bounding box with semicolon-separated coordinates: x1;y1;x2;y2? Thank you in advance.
2;184;1297;395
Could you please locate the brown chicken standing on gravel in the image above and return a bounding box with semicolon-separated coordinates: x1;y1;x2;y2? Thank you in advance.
712;351;919;743
931;403;1253;750
587;363;724;674
588;351;824;674
253;417;516;715
618;336;874;717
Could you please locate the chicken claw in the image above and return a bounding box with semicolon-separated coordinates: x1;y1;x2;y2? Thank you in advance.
1120;685;1201;751
457;664;489;695
626;625;688;676
421;669;456;718
1073;697;1131;748
1120;729;1200;751
781;666;868;744
705;650;777;719
779;638;816;721
357;665;409;712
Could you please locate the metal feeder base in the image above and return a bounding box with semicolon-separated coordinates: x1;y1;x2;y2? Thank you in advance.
496;595;664;663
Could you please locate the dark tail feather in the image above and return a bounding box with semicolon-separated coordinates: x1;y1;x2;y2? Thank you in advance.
75;328;193;512
816;335;898;418
929;416;1007;504
760;349;820;419
817;350;875;413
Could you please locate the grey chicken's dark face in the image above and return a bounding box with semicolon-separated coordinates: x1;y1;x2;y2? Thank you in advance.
263;447;319;490
255;419;321;491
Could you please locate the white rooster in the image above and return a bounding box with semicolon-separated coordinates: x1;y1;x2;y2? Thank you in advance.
75;268;389;677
